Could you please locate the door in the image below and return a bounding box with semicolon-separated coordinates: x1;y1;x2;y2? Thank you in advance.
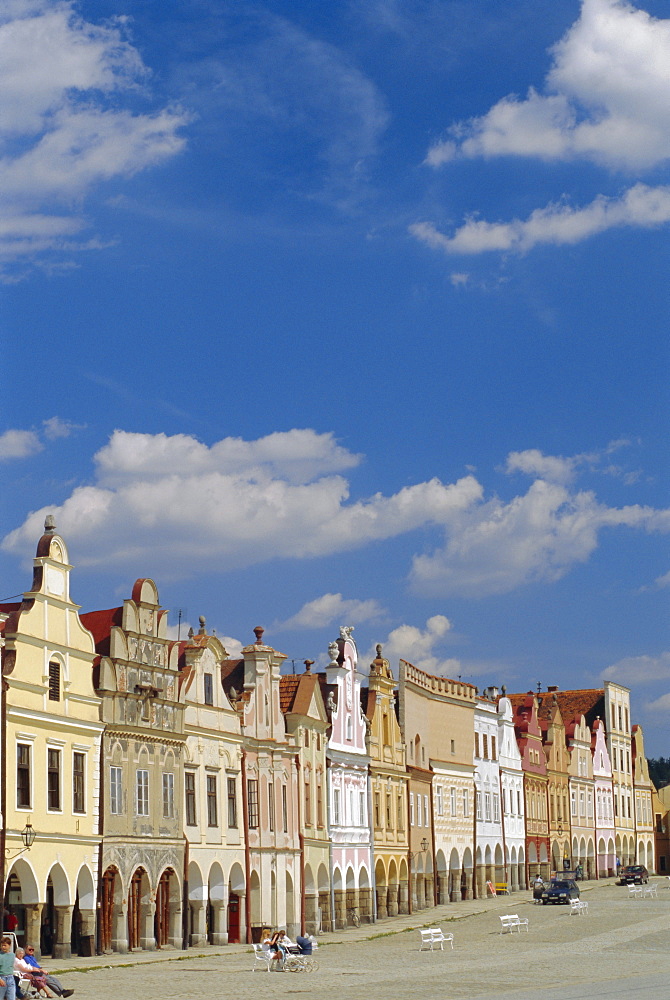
227;893;240;944
127;870;142;950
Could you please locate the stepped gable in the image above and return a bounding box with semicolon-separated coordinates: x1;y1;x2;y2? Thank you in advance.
80;606;123;657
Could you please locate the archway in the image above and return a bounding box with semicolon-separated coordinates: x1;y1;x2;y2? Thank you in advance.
552;841;561;876
155;867;180;949
414;855;425;911
598;838;607;878
462;847;473;900
317;864;331;931
528;841;538;881
647;839;654;873
127;867;150;951
72;865;96;956
539;841;549;881
4;859;39;950
494;844;504;886
303;864;318;934
188;861;206;946
435;849;448;904
332;868;344;929
45;863;71;958
285;871;296;936
510;847;518;892
345;866;357;924
587;839;596;880
387;859;399;917
475;846;484;898
375;860;387;919
518;847;526;891
207;862;225;945
398;858;409;915
358;866;371;923
99;866;122;954
484;845;493;892
449;848;460;903
228;863;246;944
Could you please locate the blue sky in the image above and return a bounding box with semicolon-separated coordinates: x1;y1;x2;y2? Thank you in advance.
1;0;668;754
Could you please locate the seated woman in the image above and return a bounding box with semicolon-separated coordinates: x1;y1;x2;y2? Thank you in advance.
267;931;288;969
14;949;54;999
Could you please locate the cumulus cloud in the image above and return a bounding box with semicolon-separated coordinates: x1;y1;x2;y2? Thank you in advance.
0;0;188;272
0;428;42;461
410;183;670;255
505;449;578;485
426;0;670;172
410;464;670;598
280;593;386;630
42;416;84;440
602;651;670;684
645;691;670;712
362;615;461;677
1;428;481;576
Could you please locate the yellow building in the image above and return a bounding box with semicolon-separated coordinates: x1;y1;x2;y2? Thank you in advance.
364;645;409;919
0;517;104;957
632;725;655;872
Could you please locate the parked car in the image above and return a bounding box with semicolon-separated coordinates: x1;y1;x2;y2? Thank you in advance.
617;865;649;885
541;879;580;904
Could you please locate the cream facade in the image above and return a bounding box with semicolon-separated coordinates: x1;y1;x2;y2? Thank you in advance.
632;725;655;872
178;620;246;945
1;518;104;958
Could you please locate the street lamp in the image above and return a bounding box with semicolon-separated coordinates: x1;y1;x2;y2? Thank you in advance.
5;823;36;859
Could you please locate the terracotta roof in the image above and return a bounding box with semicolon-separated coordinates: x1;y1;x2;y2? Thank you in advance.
0;602;21;635
220;659;246;703
80;607;123;657
316;672;337;720
549;690;604;729
279;675;301;714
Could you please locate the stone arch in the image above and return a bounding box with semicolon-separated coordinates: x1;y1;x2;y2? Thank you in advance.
448;847;460;903
375;859;388;919
127;867;151;951
155;866;181;949
587;838;596;879
46;862;71;907
249;870;261;926
6;858;40;905
435;848;448;904
494;843;504;884
462;846;473;900
647;839;654;872
332;867;343;929
73;863;96;954
227;862;245;945
285;870;296;935
187;861;206;946
206;862;225;945
99;865;123;953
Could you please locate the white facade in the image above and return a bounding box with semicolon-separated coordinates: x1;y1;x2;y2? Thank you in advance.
497;696;526;892
474;698;504;895
592;719;616;876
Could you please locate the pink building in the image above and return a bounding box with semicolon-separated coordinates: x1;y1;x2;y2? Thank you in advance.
592;718;616;876
318;627;373;928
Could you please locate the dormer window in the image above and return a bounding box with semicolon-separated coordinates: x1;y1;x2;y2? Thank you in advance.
48;662;61;701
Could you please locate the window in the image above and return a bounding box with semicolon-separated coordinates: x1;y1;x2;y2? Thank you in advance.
73;752;85;814
517;790;522;815
207;775;218;827
386;792;393;829
136;769;149;817
409;792;414;826
397;792;404;831
17;743;31;809
305;771;312;826
227;777;238;828
476;790;482;821
141;697;150;722
450;787;456;817
375;792;381;828
657;813;663;834
436;785;443;816
484;791;491;822
491;736;497;761
462;788;469;817
185;772;196;825
247;779;259;828
359;791;366;826
423;794;429;827
618;706;623;730
163;772;174;818
346;716;353;741
304;728;310;747
624;707;629;732
282;785;288;833
450;739;455;755
47;748;61;810
482;734;489;759
474;733;480;758
383;714;390;746
571;789;577;816
203;673;213;705
316;776;323;827
110;766;123;814
48;662;61;701
493;793;500;823
333;788;341;825
268;782;275;831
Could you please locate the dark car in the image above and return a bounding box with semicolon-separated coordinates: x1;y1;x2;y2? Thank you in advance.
617;865;649;885
541;879;580;904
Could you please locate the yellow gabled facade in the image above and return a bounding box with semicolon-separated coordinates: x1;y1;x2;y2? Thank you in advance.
1;518;104;958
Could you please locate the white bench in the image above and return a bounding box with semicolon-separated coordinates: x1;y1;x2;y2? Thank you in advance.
419;927;454;951
628;885;644;899
252;943;273;971
642;884;658;899
569;899;588;916
499;914;529;934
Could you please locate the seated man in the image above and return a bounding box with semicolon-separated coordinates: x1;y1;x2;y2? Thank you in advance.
14;948;53;998
21;950;72;999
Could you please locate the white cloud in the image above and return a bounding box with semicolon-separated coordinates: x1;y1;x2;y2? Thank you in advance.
410;452;670;597
410;183;670;255
363;615;460;677
0;428;42;461
505;449;577;485
0;1;188;271
644;691;670;712
280;593;386;630
426;0;670;172
653;571;670;589
1;428;481;576
602;651;670;684
42;416;84;440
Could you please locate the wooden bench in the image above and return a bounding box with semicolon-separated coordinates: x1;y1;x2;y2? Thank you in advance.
499;914;528;934
419;927;454;951
569;899;588;916
495;882;510;895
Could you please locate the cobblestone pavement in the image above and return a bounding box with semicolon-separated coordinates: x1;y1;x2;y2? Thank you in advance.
51;879;670;1000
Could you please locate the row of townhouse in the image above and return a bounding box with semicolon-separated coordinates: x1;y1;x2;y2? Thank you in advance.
0;519;659;959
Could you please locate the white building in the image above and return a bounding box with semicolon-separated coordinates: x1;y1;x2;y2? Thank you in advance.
474;693;504;895
497;695;526;892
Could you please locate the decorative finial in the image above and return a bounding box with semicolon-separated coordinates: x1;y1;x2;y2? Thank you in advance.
304;659;314;673
501;684;506;696
198;615;206;635
188;626;194;639
376;643;382;657
253;626;264;644
44;514;56;534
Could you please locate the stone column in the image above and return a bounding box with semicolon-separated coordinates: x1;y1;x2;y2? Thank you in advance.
376;886;388;920
437;873;449;905
387;883;398;917
410;873;418;911
210;902;227;945
318;891;331;932
23;904;43;954
334;890;346;929
189;900;207;946
53;905;73;959
449;869;459;903
168;899;182;949
140;899;156;951
476;865;486;898
425;874;435;908
304;894;319;936
398;880;409;915
464;867;474;900
237;892;247;944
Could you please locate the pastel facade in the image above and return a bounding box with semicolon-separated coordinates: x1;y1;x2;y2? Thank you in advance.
497;696;525;891
539;695;571;875
177;620;246;946
652;784;670;876
320;628;372;927
632;725;655;872
82;579;186;953
565;713;597;878
1;519;104;958
591;719;616;876
509;693;550;882
364;646;409;920
399;661;476;905
280;662;330;934
221;629;301;941
474;696;504;897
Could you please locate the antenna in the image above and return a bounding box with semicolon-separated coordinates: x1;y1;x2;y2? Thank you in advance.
171;608;188;641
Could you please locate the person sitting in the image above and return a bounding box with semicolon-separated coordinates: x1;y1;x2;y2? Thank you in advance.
267;931;288;970
13;949;53;999
20;950;72;999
